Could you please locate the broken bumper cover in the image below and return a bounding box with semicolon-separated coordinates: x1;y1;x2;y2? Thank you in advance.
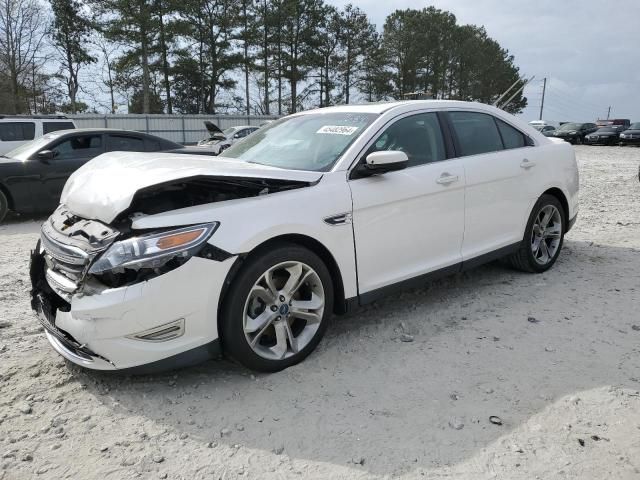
31;252;236;371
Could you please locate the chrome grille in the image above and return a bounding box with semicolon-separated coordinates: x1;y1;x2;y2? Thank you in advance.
41;221;89;266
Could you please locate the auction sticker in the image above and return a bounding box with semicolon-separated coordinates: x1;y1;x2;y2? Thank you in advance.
316;125;359;135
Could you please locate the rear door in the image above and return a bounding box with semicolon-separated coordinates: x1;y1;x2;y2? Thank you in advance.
446;110;537;261
0;121;36;155
349;111;466;295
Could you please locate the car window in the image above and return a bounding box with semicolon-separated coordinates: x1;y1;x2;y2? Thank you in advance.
220;112;378;172
51;134;103;159
0;122;35;142
449;111;503;156
144;137;162;151
365;112;446;168
496;119;527;149
108;134;145;152
43;122;75;134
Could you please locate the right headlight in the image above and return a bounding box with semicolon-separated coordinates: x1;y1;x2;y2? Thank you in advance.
89;223;218;275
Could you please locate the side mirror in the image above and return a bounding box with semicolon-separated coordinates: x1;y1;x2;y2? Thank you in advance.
37;150;55;163
363;151;408;173
233;133;242;139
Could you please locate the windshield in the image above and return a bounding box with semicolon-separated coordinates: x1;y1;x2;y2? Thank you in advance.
222;127;237;136
596;127;616;133
629;123;640;130
5;133;62;160
558;123;582;131
532;125;544;131
220;112;378;171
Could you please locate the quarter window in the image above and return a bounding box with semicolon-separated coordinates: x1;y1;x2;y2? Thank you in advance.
449;111;503;156
496;119;526;149
366;112;446;168
0;122;35;142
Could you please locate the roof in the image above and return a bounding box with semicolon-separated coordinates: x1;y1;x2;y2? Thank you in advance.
296;100;498;115
0;114;69;120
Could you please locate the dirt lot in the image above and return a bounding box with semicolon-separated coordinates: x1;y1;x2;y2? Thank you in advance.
1;146;640;480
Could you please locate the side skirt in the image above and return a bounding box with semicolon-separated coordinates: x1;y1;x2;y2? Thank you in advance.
348;242;521;308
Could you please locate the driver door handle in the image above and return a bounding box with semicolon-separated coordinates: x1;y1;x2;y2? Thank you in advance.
520;158;536;169
436;173;459;185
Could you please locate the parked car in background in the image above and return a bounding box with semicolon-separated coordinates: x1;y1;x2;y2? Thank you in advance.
619;122;640;146
596;119;630;131
29;100;579;373
531;124;557;136
0;128;183;223
585;126;621;145
553;122;598;144
196;122;259;154
529;120;560;130
0;115;76;155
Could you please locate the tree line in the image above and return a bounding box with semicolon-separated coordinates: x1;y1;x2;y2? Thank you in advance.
0;0;527;116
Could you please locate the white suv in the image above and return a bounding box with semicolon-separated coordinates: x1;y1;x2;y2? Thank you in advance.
0;115;76;155
30;101;579;373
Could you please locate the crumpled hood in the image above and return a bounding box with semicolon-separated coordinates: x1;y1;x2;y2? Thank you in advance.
61;152;322;224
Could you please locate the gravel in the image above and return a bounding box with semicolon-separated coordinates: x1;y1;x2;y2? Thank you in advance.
1;146;639;479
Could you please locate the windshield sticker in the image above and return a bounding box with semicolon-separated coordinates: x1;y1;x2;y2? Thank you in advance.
316;125;359;135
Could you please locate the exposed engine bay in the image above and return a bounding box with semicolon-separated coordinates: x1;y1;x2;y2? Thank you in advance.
120;175;312;219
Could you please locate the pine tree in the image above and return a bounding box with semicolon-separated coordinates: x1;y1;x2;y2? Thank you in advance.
48;0;95;114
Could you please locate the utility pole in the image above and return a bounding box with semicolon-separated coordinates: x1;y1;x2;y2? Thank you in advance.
606;106;611;120
539;77;547;120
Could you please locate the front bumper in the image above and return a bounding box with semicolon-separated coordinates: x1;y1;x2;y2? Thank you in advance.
585;136;618;145
31;247;235;371
620;137;640;145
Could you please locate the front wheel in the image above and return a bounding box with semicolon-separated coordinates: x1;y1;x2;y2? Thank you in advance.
507;194;565;273
220;243;333;372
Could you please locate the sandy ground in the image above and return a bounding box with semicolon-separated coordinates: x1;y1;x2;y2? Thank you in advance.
1;146;640;480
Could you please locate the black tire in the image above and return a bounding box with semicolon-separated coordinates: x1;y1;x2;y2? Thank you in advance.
507;194;565;273
220;243;334;372
0;190;8;224
574;135;582;145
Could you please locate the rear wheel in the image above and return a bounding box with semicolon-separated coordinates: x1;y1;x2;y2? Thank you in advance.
0;190;8;224
220;243;333;372
507;194;565;273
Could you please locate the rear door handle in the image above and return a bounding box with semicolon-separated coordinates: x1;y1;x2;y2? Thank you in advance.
436;173;459;185
520;158;536;169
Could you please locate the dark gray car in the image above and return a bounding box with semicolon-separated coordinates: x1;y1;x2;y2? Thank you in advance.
0;129;183;223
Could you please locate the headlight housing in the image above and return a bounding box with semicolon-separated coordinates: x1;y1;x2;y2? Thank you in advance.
89;223;218;275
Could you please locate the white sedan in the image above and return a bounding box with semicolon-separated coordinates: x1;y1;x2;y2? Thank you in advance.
30;101;579;373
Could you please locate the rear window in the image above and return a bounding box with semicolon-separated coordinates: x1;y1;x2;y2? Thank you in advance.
0;122;35;142
43;122;75;134
449;111;504;156
108;134;146;152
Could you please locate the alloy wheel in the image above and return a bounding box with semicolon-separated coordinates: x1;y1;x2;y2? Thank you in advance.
243;261;325;360
530;205;562;265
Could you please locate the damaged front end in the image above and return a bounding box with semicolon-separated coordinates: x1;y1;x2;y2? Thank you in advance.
30;207;121;364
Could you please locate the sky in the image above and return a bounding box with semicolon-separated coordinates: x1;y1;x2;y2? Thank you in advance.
327;0;640;122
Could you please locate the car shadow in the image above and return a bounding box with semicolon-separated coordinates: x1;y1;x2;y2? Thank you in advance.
68;238;640;476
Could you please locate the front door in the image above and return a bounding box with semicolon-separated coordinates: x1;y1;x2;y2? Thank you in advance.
349;111;466;295
39;133;105;208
